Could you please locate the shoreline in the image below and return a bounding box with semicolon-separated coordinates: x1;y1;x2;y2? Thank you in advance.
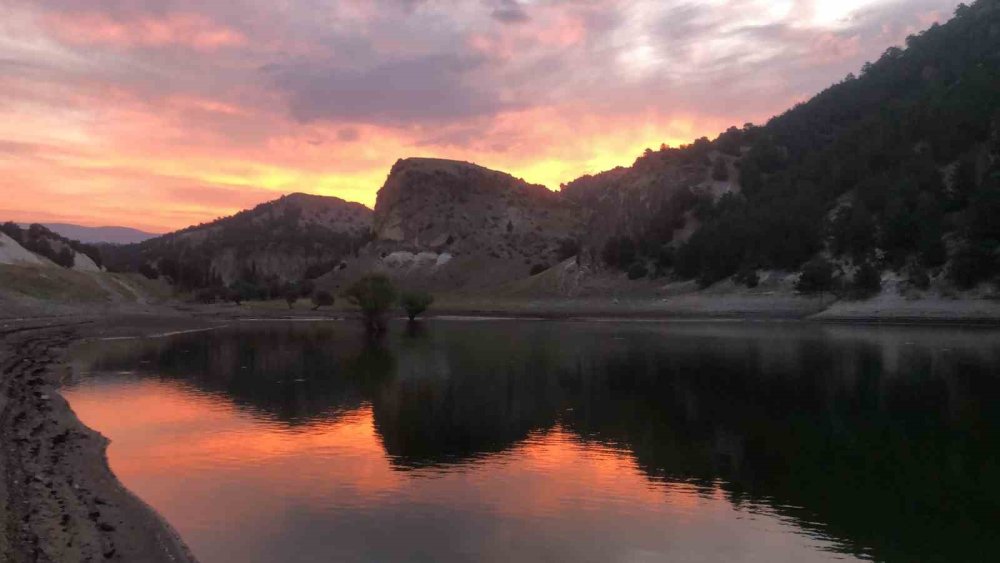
0;320;198;563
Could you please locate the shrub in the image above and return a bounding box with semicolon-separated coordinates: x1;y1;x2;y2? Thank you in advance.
298;279;316;298
734;266;759;288
627;262;648;280
949;242;997;289
906;262;931;290
400;291;434;321
796;257;835;294
851;261;882;298
712;157;730;181
0;222;23;243
342;274;397;333
194;288;219;304
228;280;260;305
138;263;159;280
529;263;549;276
311;290;334;310
556;238;580;261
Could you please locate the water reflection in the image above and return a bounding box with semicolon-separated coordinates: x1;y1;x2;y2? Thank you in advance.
66;321;1000;562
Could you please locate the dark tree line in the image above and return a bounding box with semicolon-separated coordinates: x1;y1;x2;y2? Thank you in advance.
604;1;1000;290
1;222;103;269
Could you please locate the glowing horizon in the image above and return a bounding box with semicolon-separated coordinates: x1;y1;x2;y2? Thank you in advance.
0;0;963;233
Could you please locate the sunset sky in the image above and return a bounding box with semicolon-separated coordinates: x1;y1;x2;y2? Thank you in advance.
0;0;963;233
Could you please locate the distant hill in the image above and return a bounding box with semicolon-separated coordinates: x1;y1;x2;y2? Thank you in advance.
28;223;159;245
101;193;373;291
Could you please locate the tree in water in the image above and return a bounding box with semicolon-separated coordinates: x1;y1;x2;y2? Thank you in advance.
400;291;434;321
343;274;397;333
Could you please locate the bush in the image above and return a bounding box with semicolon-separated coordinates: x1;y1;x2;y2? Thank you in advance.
734;266;759;288
311;290;334;310
228;280;260;305
285;291;299;309
851;261;882;298
0;222;23;243
194;287;219;304
949;242;998;289
627;262;648;280
556;238;580;261
298;279;316;298
342;274;397;333
529;263;549;276
906;262;931;290
138;263;159;280
400;291;434;321
712;157;730;181
796;257;835;294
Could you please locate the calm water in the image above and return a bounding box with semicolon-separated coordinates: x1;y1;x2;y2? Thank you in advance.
63;321;1000;563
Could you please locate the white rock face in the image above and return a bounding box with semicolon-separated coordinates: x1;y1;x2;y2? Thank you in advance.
0;232;47;266
381;251;453;270
71;251;102;272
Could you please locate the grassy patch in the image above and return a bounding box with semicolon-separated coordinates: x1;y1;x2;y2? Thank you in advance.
0;265;110;302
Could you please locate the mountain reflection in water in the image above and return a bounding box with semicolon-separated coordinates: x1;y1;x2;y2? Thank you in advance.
64;321;1000;563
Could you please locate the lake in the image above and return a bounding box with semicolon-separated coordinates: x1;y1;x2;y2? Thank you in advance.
63;320;1000;562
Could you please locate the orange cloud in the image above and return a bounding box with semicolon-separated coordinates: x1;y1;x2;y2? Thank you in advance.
44;12;246;51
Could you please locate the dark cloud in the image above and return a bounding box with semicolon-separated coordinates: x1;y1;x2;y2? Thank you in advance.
491;0;531;24
268;53;511;125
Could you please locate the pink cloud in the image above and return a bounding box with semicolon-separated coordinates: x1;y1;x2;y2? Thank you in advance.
44;12;246;51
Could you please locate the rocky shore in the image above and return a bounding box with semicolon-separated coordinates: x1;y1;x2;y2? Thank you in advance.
0;320;196;563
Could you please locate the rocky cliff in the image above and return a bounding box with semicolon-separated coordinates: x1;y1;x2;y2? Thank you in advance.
324;158;588;291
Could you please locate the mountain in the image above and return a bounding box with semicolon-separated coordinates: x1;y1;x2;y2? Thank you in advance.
27;223;159;245
101;1;1000;300
101;193;373;290
563;0;1000;291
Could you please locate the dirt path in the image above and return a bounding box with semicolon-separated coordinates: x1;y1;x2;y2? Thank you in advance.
0;323;197;562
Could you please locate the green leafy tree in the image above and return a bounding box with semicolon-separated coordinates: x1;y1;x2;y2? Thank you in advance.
343;274;397;333
400;291;434;321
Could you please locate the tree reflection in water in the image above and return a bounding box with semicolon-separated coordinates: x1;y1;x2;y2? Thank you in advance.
75;321;1000;562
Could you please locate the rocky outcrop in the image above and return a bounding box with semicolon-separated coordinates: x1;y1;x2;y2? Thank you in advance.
374;158;582;250
334;158;587;290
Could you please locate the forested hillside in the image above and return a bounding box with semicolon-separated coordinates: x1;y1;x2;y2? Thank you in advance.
100;193;372;296
613;0;1000;290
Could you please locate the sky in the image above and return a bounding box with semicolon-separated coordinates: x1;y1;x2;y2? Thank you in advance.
0;0;964;233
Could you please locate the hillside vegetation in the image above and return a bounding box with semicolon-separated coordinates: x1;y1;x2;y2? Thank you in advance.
100;193;372;294
610;0;1000;290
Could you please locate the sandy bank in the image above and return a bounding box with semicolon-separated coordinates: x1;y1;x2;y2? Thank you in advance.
0;321;198;563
